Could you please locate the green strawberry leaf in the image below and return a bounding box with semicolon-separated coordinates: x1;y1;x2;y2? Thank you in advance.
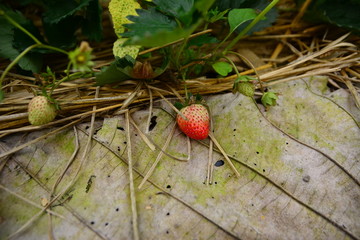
108;0;141;36
0;14;21;58
42;0;103;48
194;0;216;16
153;0;195;26
0;8;43;72
81;0;103;42
228;8;259;33
187;33;218;47
296;0;360;34
43;0;91;24
95;59;130;86
115;55;136;69
261;91;278;108
43;16;81;49
121;0;215;47
213;0;278;35
206;7;229;23
113;38;140;59
124;24;198;47
212;61;233;76
234;3;277;35
122;8;177;40
213;0;248;10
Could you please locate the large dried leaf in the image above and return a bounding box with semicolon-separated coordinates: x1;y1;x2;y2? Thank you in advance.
0;76;359;239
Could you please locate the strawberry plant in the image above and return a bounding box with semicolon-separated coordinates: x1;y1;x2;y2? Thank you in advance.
96;0;278;85
94;0;280;107
0;0;281;126
0;0;100;102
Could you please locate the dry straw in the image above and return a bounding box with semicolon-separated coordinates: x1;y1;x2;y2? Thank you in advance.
0;2;359;239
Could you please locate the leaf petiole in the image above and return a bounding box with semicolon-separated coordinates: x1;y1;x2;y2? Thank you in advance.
223;56;240;78
3;11;68;55
223;0;279;54
0;11;70;100
3;13;41;45
0;43;40;88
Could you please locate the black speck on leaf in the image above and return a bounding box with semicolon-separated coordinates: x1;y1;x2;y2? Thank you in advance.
214;160;224;167
149;116;158;131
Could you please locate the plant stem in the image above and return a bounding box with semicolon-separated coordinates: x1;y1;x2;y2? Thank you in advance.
0;43;69;93
223;0;279;54
0;11;69;97
3;11;69;55
5;12;68;54
40;45;69;55
175;36;190;71
0;43;40;87
212;32;233;57
228;51;265;93
49;62;72;96
223;56;241;78
3;13;41;45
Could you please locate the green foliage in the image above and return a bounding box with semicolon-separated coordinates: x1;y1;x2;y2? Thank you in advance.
212;61;233;76
0;7;43;72
121;0;215;47
122;8;178;40
82;0;104;42
153;0;195;26
228;8;259;33
42;0;103;48
0;0;103;73
43;16;81;49
43;0;92;24
296;0;360;34
213;0;278;35
127;25;198;47
109;0;141;36
205;7;229;23
113;38;140;59
95;51;170;85
95;58;131;86
187;33;218;47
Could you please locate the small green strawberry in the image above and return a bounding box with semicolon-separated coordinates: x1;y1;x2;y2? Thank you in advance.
237;82;255;97
261;91;278;108
28;96;57;126
176;104;210;140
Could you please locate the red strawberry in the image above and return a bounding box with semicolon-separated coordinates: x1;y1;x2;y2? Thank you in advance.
176;104;210;140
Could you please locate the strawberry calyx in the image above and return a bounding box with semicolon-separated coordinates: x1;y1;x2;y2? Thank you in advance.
174;93;205;111
232;75;256;96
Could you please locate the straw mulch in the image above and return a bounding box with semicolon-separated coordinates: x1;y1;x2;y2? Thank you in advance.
0;0;359;139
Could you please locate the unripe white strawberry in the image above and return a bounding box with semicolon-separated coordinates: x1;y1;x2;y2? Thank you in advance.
28;96;57;126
